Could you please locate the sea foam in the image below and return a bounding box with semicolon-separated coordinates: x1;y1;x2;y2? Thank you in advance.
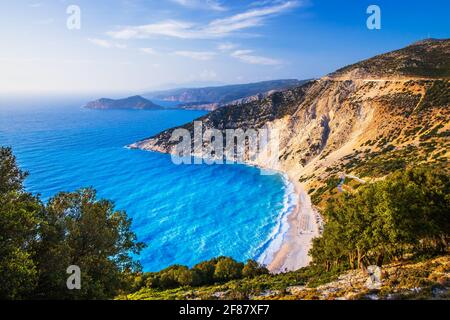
254;174;298;266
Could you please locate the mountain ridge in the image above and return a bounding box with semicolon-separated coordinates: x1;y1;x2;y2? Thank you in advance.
145;79;309;110
130;39;450;206
328;38;450;80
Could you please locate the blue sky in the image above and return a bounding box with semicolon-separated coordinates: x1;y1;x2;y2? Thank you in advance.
0;0;448;95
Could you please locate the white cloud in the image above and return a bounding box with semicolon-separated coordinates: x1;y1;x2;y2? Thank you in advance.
217;42;237;51
107;1;299;40
174;51;216;60
140;48;157;55
87;38;127;49
108;20;197;39
206;1;297;35
230;49;282;65
250;0;288;7
171;0;227;11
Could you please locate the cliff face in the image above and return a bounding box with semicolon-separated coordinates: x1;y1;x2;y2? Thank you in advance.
131;40;450;202
177;91;280;111
263;79;448;188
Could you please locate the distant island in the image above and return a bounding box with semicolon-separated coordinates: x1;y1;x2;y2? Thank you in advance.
84;95;164;110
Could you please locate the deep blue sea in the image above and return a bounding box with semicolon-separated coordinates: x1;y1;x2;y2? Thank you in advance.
0;96;292;271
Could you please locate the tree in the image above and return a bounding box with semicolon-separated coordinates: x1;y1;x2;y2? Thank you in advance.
145;264;203;289
177;268;200;287
310;166;450;271
33;188;145;299
0;147;28;194
213;257;244;282
144;257;262;290
192;258;218;285
0;147;42;299
242;259;268;278
1;146;146;299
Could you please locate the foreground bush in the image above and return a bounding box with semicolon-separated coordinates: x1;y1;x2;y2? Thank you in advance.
0;147;145;299
142;257;268;290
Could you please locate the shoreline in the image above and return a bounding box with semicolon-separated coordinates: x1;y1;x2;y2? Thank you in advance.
254;172;297;268
264;172;322;274
128;144;321;274
246;162;322;274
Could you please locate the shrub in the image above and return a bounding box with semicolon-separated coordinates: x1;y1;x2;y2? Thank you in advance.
242;260;269;278
214;257;244;282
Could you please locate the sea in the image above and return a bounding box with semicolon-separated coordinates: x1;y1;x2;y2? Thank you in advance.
0;96;296;271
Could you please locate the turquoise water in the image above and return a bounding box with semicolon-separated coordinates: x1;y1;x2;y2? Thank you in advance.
0;97;290;271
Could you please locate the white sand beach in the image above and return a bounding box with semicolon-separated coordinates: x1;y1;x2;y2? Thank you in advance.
267;175;322;273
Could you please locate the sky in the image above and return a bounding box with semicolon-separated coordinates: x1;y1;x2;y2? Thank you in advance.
0;0;449;95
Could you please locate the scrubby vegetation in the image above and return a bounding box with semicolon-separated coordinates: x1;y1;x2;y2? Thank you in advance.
331;39;450;79
280;255;449;300
120;263;346;300
309;167;449;271
416;80;450;112
121;167;449;300
310;177;341;205
137;257;268;291
2;146;449;300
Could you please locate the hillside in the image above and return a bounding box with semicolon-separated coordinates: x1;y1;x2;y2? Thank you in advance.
119;255;449;300
145;79;308;110
130;40;449;209
127;39;450;300
84;95;163;110
329;38;450;80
